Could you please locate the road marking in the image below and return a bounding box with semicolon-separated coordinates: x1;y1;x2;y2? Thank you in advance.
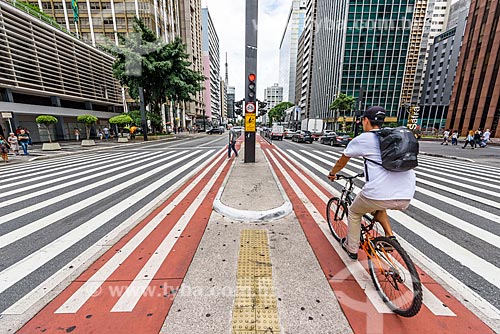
0;150;187;236
285;150;500;293
0;150;213;295
2;149;225;316
269;152;455;316
109;155;228;312
0;150;170;208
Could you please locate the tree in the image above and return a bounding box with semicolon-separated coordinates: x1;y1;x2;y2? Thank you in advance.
330;93;355;131
109;114;133;137
77;114;99;140
35;115;58;143
107;18;205;133
268;102;294;126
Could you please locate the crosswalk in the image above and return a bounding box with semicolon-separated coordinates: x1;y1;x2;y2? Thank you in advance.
0;146;225;323
261;143;500;327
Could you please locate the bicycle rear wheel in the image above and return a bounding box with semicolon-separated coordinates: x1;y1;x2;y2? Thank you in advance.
326;197;348;241
367;236;422;317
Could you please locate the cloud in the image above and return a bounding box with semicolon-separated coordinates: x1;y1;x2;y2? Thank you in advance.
203;0;291;101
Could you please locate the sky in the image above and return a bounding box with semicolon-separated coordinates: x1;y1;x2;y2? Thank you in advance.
203;0;292;101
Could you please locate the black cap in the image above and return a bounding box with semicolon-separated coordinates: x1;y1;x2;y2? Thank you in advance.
363;106;386;121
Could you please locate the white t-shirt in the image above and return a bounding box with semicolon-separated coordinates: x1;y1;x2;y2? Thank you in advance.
343;131;416;200
443;130;450;138
483;131;491;141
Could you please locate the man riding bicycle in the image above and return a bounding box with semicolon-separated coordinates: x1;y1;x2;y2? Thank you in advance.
327;106;416;260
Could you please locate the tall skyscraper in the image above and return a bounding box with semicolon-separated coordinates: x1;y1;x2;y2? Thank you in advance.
411;0;454;106
308;0;417;126
420;2;469;131
447;0;499;136
201;7;220;125
179;0;204;127
278;0;306;103
298;0;317;121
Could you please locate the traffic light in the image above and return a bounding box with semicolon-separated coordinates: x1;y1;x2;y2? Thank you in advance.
234;99;244;116
247;73;256;101
258;100;267;117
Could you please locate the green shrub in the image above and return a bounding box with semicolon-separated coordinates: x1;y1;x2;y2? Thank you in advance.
35;115;58;143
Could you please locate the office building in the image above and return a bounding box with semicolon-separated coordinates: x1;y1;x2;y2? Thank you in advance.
278;0;306;103
308;0;416;126
420;3;468;132
262;84;283;125
201;7;220;125
26;0;179;46
227;86;235;121
447;0;499;136
411;0;454;106
0;1;121;141
298;0;317;121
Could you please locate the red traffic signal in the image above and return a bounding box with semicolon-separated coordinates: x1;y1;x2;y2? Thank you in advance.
248;73;256;82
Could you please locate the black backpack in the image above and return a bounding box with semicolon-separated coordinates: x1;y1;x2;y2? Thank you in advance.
365;127;419;172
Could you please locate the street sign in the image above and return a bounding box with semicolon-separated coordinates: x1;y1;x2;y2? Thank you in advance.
1;112;12;118
245;114;256;132
245;102;256;113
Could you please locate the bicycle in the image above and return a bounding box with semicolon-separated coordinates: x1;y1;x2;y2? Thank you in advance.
326;173;422;317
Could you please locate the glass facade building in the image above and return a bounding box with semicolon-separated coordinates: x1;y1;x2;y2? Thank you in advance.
309;0;416;126
341;0;415;119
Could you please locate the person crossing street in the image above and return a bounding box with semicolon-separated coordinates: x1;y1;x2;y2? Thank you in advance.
227;124;239;159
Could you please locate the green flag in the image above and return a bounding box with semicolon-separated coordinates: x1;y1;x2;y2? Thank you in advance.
71;0;79;23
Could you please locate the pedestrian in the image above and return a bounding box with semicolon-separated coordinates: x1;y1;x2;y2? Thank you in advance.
473;130;482;148
7;132;19;155
97;129;104;141
441;129;450;145
74;128;80;141
462;130;475;149
481;129;491;147
103;126;110;140
24;128;32;145
17;129;30;155
451;130;458;146
227;124;239;159
0;135;10;162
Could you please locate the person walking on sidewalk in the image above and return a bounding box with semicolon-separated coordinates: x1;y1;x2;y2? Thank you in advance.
441;129;450;145
74;128;80;141
7;132;19;155
481;129;491;147
462;130;475;149
227;124;239;159
0;135;10;162
17;129;30;155
451;130;459;145
327;106;416;260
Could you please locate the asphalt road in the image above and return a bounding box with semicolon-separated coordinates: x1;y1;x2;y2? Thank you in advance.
268;136;500;313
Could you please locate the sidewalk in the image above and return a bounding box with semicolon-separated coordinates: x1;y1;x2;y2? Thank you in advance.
0;134;191;165
161;142;352;334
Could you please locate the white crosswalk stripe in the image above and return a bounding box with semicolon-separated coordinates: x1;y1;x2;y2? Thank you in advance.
276;146;500;320
0;147;223;317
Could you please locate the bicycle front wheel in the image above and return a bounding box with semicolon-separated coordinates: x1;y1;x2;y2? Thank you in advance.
326;197;348;242
368;236;422;317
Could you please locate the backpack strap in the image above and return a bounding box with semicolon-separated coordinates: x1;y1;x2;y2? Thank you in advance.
362;130;383;181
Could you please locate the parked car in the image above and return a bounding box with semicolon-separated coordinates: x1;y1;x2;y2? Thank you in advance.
292;130;313;143
320;132;336;145
206;126;224;134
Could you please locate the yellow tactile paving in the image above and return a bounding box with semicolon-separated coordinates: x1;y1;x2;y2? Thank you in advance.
232;230;280;334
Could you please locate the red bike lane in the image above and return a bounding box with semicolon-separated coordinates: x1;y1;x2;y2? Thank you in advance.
259;137;493;334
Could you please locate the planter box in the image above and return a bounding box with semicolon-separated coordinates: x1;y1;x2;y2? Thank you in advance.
117;137;129;143
81;139;96;147
42;142;61;151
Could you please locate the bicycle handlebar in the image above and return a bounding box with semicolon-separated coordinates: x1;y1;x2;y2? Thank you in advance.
336;172;365;181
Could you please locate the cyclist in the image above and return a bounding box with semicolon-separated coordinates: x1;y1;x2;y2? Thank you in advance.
327;106;416;260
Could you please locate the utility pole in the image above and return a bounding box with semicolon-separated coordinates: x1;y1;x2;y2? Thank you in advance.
244;0;258;163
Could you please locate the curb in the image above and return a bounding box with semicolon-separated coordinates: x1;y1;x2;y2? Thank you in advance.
212;148;293;222
419;151;475;162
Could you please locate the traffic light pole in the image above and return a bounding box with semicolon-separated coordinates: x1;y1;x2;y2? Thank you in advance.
244;0;258;163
